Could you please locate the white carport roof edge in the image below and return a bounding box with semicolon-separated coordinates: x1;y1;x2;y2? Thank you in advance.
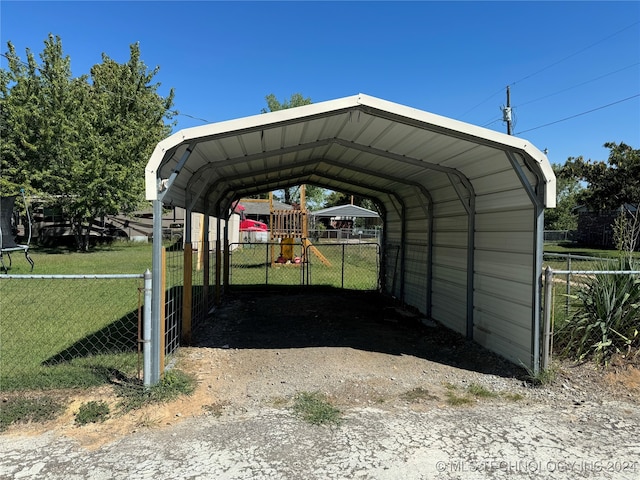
145;93;556;208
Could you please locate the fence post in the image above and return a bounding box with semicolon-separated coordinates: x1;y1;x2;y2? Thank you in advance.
341;243;346;289
182;242;193;345
566;254;571;315
542;266;553;370
143;269;153;387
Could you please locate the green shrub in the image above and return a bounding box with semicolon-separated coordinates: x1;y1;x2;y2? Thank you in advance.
116;369;196;413
555;258;640;364
0;396;66;432
292;391;342;426
75;400;110;425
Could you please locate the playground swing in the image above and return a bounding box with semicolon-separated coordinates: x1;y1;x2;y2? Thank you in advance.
269;187;331;267
0;189;35;273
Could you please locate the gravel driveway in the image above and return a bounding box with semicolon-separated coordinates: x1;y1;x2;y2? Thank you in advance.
2;291;639;479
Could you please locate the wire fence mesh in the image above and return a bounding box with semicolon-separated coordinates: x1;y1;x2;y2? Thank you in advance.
163;241;214;352
228;241;380;290
542;255;640;367
0;274;144;391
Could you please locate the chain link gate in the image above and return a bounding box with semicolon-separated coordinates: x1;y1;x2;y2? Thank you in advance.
228;241;380;290
0;273;149;391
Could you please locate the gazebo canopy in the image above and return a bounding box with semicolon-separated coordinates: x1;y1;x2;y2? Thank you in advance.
312;204;380;219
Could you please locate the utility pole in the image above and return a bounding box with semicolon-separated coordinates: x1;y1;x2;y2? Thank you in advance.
502;86;513;135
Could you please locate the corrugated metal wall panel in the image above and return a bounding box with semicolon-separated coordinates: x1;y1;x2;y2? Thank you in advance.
473;318;531;366
475;250;534;283
403;242;429;312
433;231;468;248
474;302;531;347
476;208;533;231
432;263;466;286
432;246;468;270
476;231;534;253
431;285;467;334
475;276;532;309
476;189;532;212
471;169;523;195
432;199;469;217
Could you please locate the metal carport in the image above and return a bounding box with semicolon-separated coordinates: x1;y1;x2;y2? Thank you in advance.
145;93;555;377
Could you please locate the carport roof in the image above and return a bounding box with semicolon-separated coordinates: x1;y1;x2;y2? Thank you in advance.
145;93;555;214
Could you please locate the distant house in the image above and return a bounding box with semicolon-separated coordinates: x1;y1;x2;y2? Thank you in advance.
574;204;638;250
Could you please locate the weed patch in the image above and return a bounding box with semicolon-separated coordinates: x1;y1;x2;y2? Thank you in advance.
523;364;558;387
442;383;500;406
292;391;342;426
0;396;66;432
400;387;437;403
116;369;196;413
75;400;110;425
503;392;525;402
466;383;498;398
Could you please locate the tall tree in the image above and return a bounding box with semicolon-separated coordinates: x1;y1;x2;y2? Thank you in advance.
261;93;311;114
560;142;640;212
261;93;319;205
1;35;174;250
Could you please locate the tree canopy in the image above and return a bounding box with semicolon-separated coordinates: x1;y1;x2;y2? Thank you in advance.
1;35;175;249
544;163;582;231
260;93;323;207
560;142;639;212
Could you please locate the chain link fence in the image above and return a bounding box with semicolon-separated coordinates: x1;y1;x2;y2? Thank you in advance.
541;253;640;368
163;241;215;352
228;241;380;290
0;274;145;391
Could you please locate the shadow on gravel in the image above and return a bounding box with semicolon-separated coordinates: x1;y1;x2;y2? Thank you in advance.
192;287;528;380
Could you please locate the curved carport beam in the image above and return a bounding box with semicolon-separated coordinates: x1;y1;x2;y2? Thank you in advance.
148;143;197;384
332;139;476;337
201;153;435;309
505;150;545;373
212;169;423;306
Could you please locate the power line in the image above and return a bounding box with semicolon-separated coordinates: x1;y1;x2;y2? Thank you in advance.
515;62;640;108
460;21;639;120
459;86;505;118
173;112;210;124
510;21;639;87
515;94;640;135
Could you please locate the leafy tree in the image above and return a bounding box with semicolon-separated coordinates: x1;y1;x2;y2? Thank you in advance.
560;142;640;212
323;191;378;213
261;92;311;114
261;93;315;205
544;163;582;231
1;35;174;250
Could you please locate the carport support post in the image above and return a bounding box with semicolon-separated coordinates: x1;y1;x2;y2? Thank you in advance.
215;214;222;305
203;213;210;312
223;221;230;290
150;198;163;385
182;207;193;345
542;266;553;370
142;269;152;387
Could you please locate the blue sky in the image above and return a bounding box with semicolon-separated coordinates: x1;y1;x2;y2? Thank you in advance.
1;1;639;167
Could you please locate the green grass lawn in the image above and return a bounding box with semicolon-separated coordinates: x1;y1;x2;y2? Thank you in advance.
543;243;639;271
228;242;379;290
0;242;153;391
1;239;378;392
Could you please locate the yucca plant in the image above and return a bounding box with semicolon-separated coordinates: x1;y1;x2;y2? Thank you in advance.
555;258;640;364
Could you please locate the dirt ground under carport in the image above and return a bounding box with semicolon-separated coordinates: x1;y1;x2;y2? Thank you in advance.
2;289;640;479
